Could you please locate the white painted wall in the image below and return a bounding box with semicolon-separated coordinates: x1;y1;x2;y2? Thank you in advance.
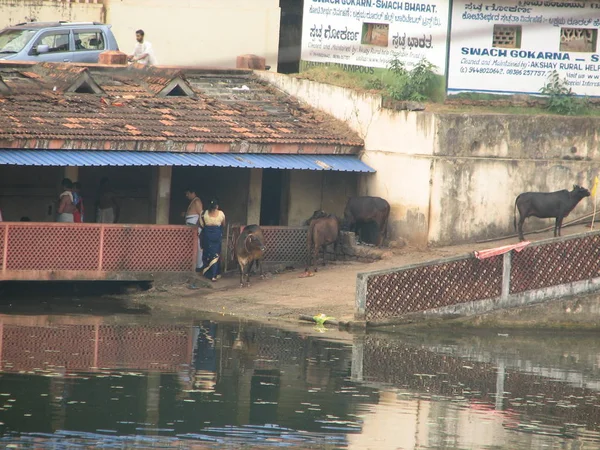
258;71;600;246
105;0;280;69
0;0;104;28
259;71;435;245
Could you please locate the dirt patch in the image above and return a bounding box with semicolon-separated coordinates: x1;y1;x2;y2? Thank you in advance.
126;224;596;328
126;227;559;319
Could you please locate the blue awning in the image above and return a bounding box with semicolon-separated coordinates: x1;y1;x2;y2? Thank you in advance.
0;150;375;173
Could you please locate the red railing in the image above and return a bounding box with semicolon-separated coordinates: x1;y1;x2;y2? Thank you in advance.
0;222;197;281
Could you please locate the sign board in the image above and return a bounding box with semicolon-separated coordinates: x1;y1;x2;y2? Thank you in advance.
448;0;600;96
300;0;450;74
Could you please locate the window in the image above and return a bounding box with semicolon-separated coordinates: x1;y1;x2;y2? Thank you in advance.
74;31;105;51
36;32;70;53
361;23;389;47
493;25;522;49
560;28;597;52
0;29;37;54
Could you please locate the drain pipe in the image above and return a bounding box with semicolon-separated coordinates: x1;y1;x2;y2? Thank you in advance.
475;211;597;244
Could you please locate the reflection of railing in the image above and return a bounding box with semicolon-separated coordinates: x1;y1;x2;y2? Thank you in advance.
0;222;197;281
224;225;309;272
357;231;600;321
0;321;194;373
356;336;600;432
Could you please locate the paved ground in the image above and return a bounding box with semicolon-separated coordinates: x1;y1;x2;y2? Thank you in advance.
130;223;595;325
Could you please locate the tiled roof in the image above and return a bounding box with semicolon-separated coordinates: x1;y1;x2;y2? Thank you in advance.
0;63;363;153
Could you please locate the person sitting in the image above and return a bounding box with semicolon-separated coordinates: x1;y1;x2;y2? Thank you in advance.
201;199;226;282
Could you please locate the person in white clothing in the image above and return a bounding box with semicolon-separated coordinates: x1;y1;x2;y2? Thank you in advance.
128;29;157;66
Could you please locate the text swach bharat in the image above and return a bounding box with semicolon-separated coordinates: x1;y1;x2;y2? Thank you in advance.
311;0;438;13
461;47;600;62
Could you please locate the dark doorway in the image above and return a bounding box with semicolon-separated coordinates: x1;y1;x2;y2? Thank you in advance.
278;0;304;74
260;169;285;225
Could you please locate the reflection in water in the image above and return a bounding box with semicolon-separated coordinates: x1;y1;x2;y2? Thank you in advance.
0;314;598;449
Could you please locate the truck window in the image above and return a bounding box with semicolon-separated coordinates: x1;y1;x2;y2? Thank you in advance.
74;31;105;51
36;32;70;53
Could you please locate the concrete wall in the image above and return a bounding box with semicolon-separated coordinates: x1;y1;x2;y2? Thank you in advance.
78;166;153;224
430;114;599;244
105;0;280;69
0;166;154;224
169;167;249;226
0;0;104;28
0;166;62;222
258;72;600;246
286;171;358;226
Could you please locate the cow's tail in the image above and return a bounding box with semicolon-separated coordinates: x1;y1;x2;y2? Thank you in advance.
513;194;520;232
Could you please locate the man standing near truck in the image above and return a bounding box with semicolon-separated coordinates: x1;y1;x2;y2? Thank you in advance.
128;29;157;66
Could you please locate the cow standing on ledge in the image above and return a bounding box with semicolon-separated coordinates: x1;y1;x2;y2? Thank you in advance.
514;185;590;241
235;225;266;288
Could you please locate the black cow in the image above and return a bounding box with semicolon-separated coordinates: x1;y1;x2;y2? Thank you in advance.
306;214;340;272
235;225;266;287
342;196;390;246
514;185;590;241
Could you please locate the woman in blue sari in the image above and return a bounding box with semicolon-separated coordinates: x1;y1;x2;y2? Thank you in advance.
201;199;226;282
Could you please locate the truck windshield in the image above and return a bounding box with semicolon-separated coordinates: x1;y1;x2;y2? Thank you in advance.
0;29;37;53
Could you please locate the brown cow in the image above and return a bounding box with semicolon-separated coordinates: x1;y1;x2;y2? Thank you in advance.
235;224;266;288
306;214;340;272
342;196;390;246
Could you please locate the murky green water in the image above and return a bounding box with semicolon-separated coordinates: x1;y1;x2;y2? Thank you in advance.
0;313;599;449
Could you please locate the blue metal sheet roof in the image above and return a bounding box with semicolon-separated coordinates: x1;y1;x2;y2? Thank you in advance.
0;150;375;172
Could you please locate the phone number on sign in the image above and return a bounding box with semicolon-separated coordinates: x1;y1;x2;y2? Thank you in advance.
506;69;546;76
460;67;504;74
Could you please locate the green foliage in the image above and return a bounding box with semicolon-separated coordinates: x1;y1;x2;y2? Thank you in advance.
295;58;444;103
539;70;588;116
386;57;438;102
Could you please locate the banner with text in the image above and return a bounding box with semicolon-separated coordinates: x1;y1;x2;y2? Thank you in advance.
300;0;450;74
448;0;600;96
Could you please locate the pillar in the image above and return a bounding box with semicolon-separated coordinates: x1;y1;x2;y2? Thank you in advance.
156;166;172;225
63;166;79;182
247;169;263;225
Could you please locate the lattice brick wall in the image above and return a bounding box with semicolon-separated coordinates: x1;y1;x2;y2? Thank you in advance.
101;226;195;272
0;225;4;271
364;255;503;320
1;223;196;275
262;227;309;264
510;233;600;294
226;226;308;271
6;224;101;271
